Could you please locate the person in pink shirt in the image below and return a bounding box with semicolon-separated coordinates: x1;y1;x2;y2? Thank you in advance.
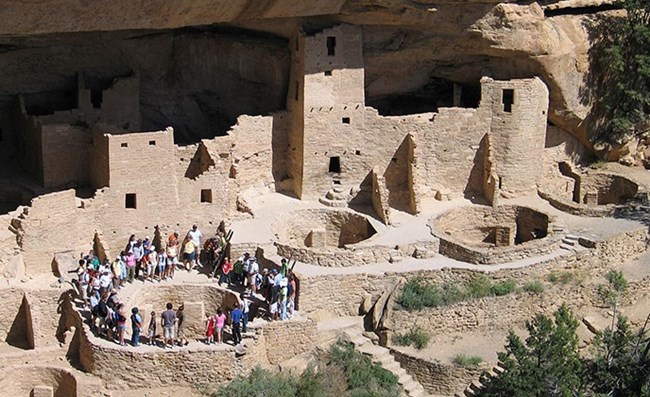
215;309;227;344
126;251;136;283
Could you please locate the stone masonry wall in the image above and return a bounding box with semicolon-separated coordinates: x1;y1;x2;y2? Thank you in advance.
484;77;549;198
389;227;649;336
391;348;484;396
261;319;319;365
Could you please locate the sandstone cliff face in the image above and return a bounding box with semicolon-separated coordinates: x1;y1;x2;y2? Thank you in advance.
0;0;621;151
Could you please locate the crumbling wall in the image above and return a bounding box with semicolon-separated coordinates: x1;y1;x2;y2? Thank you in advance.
0;366;78;397
13;190;92;275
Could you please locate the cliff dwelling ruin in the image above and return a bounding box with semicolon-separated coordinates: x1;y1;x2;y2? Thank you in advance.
1;1;650;397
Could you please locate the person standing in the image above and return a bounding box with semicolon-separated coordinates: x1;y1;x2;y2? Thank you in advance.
187;225;202;267
176;304;188;346
215;309;227;345
161;303;176;348
130;307;142;347
241;293;251;333
219;257;233;286
230;303;243;345
147;311;157;345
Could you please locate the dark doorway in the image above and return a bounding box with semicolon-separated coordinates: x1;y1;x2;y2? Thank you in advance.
329;156;341;173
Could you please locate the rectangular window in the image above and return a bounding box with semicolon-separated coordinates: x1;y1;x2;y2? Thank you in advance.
295;81;299;101
342;117;350;124
201;189;213;203
125;193;137;209
327;36;336;56
328;156;341;173
502;89;514;113
120;142;128;148
324;70;332;76
149;140;156;146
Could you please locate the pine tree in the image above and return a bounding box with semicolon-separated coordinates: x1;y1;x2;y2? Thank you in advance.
477;305;584;397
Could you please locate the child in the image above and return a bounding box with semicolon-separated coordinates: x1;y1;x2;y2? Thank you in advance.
205;313;216;344
147;311;157;345
215;309;227;344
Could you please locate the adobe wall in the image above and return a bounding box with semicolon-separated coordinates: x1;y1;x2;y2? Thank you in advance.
259;319;319;366
391;348;485;396
41;124;91;189
25;288;68;348
12;190;92;275
0;288;28;344
302;24;365;108
411;108;489;200
483;77;549;198
229;114;287;191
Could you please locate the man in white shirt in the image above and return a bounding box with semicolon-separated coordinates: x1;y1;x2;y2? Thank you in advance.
247;259;259;293
187;225;202;266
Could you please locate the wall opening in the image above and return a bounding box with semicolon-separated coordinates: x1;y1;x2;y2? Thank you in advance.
295;81;299;101
326;36;336;56
558;162;581;203
90;88;103;109
502;89;514;113
328;156;341;173
324;70;332;76
148;140;156;146
201;189;213;203
342;117;350;124
125;193;137;209
0;127;3;141
120;142;128;148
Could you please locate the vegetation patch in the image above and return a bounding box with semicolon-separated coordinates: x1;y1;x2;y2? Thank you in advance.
392;327;430;350
453;354;483;368
522;280;545;295
214;340;401;397
396;276;520;311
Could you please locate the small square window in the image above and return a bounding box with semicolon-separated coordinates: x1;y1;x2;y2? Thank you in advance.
355;150;361;155
201;189;213;203
125;193;137;209
342;117;350;124
120;143;128;148
324;70;332;76
149;140;156;146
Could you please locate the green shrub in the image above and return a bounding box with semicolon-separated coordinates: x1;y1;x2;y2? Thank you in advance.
467;275;493;298
392;327;430;350
453;354;483;368
490;279;517;296
548;271;574;284
396;277;442;310
522;280;545;295
215;341;401;397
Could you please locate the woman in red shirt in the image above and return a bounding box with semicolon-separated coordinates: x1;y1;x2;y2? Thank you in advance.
219;257;233;286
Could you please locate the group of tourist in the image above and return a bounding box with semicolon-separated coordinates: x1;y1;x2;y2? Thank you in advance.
74;224;298;348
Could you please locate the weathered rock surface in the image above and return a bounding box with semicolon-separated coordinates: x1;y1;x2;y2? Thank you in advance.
0;0;627;153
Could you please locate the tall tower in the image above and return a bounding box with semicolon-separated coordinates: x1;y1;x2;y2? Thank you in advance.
286;24;365;199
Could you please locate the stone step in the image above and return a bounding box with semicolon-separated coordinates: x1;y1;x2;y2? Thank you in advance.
398;373;414;385
561;238;576;246
564;234;580;241
469;380;483;392
559;243;574;251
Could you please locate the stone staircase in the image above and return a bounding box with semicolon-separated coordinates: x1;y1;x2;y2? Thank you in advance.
454;363;505;397
319;185;350;207
559;234;586;253
344;330;431;397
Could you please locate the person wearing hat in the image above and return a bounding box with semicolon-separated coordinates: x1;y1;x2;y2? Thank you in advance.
130;307;142;347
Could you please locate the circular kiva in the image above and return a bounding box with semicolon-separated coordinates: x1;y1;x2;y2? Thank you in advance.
430;205;561;265
273;209;394;267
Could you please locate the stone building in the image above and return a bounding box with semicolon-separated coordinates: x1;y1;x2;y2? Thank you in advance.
284;24;549;213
